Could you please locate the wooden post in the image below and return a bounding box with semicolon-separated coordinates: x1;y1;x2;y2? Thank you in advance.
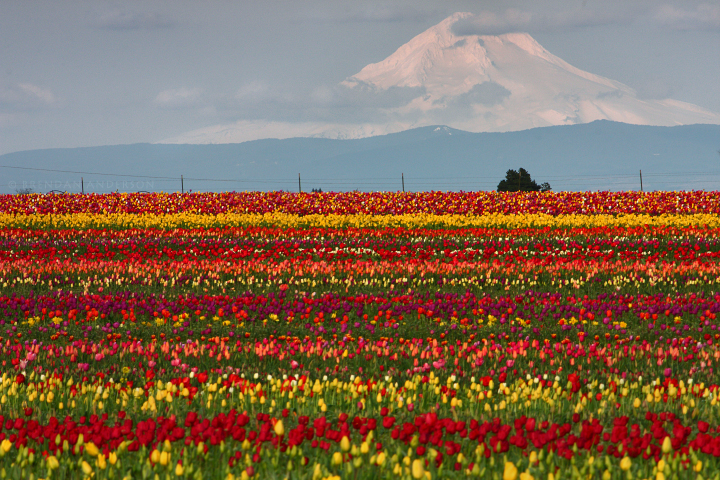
640;170;643;192
81;177;84;194
298;174;301;193
181;175;184;194
402;173;405;192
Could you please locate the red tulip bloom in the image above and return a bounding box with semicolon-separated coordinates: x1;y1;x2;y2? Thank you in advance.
525;418;536;432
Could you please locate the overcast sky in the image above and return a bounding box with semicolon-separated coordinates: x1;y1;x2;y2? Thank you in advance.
1;0;719;155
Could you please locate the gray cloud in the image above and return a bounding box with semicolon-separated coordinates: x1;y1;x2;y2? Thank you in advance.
153;88;203;108
0;82;60;132
18;84;56;104
431;82;511;123
0;82;59;109
95;10;173;30
330;81;425;108
452;8;631;36
452;10;532;36
653;4;720;31
308;5;440;23
223;80;425;124
596;90;625;100
236;81;270;101
455;82;511;107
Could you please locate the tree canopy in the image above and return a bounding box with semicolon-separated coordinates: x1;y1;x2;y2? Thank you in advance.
497;168;551;192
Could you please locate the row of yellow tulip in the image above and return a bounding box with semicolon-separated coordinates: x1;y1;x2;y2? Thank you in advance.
2;212;720;230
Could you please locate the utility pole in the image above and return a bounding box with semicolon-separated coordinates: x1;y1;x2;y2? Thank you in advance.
639;170;643;192
402;173;405;192
181;175;184;194
81;177;84;194
298;173;301;193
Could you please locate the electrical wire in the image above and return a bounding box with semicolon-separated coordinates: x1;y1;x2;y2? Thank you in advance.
3;164;720;191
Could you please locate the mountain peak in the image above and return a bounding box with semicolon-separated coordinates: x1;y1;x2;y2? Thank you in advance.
343;14;618;95
343;12;488;90
162;13;720;145
340;12;720;132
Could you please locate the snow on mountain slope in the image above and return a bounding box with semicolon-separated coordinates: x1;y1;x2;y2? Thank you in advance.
343;12;719;131
343;14;620;92
160;120;413;144
160;12;720;144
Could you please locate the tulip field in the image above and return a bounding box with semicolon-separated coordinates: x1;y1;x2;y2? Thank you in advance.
4;191;720;480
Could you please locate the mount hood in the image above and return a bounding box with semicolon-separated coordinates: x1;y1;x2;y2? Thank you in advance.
161;12;720;144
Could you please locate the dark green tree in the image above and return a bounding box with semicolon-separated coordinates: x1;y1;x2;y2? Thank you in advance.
497;168;551;192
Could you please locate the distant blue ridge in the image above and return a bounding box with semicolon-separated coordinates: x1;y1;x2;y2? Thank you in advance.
1;120;718;194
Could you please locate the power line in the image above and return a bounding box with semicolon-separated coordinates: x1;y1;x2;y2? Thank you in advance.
8;164;720;184
0;165;297;184
0;165;177;180
4;163;720;191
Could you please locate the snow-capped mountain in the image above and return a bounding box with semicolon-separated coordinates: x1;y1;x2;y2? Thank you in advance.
160;12;720;144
